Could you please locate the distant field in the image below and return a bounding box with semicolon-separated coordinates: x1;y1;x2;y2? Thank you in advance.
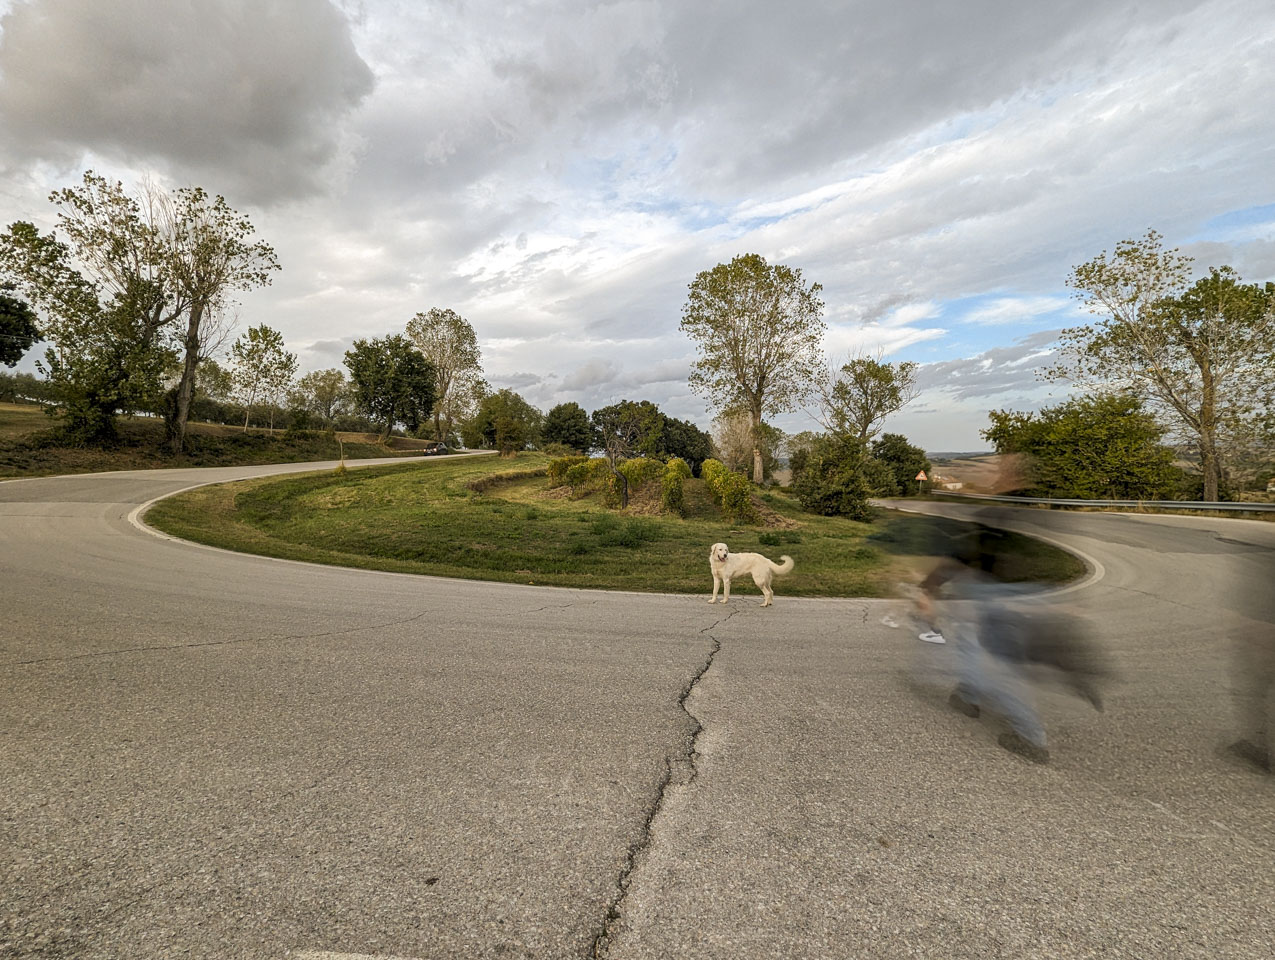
145;452;1086;597
0;402;435;478
927;453;1004;491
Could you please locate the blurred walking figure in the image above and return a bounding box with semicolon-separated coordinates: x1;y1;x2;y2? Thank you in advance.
1228;542;1274;774
917;506;1109;765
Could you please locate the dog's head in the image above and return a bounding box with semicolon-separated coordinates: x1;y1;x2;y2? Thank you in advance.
710;542;730;564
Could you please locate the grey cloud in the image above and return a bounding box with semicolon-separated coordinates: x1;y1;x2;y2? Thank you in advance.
917;330;1062;402
493;372;546;391
0;0;373;203
561;359;619;392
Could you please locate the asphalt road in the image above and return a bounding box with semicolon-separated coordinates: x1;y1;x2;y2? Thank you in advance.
2;463;1272;959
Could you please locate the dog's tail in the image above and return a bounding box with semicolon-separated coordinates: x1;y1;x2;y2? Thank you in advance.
771;555;794;576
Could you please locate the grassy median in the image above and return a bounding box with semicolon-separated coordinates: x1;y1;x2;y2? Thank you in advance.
144;452;1085;596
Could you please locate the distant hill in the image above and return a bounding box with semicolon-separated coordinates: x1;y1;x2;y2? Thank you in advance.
926;451;995;461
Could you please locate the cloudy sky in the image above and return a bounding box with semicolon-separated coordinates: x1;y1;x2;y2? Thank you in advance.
1;0;1272;451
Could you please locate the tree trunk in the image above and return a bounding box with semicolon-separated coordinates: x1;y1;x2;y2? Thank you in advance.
1200;431;1220;501
166;302;205;455
1200;366;1219;501
750;406;764;484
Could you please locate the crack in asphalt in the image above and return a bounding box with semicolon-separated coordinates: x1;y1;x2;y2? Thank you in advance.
590;606;740;958
5;610;436;667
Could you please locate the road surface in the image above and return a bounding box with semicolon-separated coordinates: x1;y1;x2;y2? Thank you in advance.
2;464;1271;959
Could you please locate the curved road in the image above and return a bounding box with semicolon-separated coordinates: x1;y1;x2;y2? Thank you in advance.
2;462;1272;959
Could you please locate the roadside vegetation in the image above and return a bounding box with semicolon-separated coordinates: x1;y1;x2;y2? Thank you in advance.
0;402;433;478
145;453;1084;597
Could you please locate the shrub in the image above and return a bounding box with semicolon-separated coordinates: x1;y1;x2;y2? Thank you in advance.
548;455;589;487
718;469;760;524
790;433;873;521
661;457;692;516
618;457;665;490
565;461;592;496
701;458;728;503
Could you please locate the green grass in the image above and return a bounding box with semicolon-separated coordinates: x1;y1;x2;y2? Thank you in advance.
0;402;428;478
146;452;1086;597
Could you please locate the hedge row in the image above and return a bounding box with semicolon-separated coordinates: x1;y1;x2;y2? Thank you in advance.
661;457;693;516
701;458;759;524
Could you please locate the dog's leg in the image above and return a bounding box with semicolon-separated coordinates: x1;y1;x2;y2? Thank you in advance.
721;578;731;603
761;584;773;606
710;574;720;603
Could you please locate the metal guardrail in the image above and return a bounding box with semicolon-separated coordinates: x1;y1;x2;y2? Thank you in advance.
931;490;1275;514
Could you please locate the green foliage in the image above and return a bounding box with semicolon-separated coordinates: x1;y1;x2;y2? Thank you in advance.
681;252;825;480
293;368;348;422
661;456;692;516
591;400;664;457
466;388;543;455
405;307;484;441
701;458;728;503
542;401;592;453
547;454;589;487
701;457;759;523
344;334;438;440
1056;230;1275;501
871;432;930;496
982;393;1181;499
0;285;40;366
0;371;54;404
790;433;874;520
617;457;665;490
0;218;172;443
230;324;297;432
822;357;919;442
659;416;713;475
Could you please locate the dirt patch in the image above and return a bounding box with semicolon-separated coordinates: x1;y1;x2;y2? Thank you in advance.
753;497;802;529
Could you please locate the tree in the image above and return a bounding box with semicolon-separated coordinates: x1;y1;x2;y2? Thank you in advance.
983;393;1180;500
465;388;541;455
230;325;296;432
405;307;484;442
591;400;665;458
0;171;277;448
590;400;653;507
542;401;592;452
820;355;919;442
1051;231;1275;501
344;335;437;440
712;410;783;481
681;253;826;482
293;368;349;422
0;174;178;442
659;416;713;476
789;432;874;520
0;284;40;366
158;186;279;452
871;432;930;496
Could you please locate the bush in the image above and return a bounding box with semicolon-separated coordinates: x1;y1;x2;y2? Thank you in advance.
701;457;757;522
618;457;665;490
661;457;692;516
718;470;760;524
549;455;589;487
701;458;728;503
790;433;874;521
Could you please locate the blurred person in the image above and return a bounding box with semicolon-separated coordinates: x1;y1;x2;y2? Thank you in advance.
1227;542;1274;774
915;470;1109;764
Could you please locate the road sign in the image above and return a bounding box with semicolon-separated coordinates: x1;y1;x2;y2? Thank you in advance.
916;470;927;481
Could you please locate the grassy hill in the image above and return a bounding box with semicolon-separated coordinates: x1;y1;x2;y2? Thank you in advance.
0;402;437;478
145;452;1085;597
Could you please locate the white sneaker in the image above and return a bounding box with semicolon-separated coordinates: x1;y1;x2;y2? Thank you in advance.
918;631;946;644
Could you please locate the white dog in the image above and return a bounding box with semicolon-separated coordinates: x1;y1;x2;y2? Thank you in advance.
709;542;794;606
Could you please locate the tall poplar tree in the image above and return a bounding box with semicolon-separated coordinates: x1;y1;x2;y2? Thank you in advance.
681;253;825;482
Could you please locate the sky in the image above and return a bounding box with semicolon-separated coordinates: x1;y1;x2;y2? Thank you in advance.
1;0;1272;452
